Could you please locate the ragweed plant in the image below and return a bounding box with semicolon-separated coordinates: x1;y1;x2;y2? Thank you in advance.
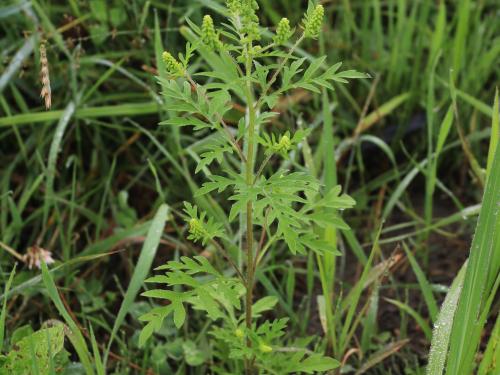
140;1;366;373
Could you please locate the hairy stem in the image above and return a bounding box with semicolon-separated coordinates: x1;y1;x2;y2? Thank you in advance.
244;49;257;375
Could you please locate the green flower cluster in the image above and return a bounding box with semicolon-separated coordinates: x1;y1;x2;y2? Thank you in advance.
273;134;291;153
188;218;205;243
162;51;184;77
240;0;260;42
201;15;222;51
226;0;260;42
226;0;241;14
303;4;324;39
273;18;291;45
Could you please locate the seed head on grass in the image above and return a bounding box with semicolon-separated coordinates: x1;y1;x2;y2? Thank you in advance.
39;41;51;110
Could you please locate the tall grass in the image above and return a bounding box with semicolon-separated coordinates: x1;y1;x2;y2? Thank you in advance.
0;0;498;373
428;95;500;374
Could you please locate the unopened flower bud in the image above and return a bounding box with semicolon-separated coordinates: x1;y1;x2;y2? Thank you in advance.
274;134;291;153
188;218;205;242
226;0;241;14
235;328;244;338
274;18;291;45
259;343;273;353
201;15;222;51
162;51;184;77
240;0;260;42
303;5;324;39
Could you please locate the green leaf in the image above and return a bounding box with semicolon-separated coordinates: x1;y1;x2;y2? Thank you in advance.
252;296;278;318
89;0;108;22
138;321;156;348
295;354;340;373
182;340;206;366
191;291;224;320
173;302;186;328
109;7;126;27
138;306;174;347
303;56;327;81
333;70;370;80
1;324;65;375
141;289;185;300
307;211;351;230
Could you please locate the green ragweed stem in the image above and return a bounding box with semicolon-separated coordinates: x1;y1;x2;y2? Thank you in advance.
303;4;324;39
201;15;222;51
243;43;257;375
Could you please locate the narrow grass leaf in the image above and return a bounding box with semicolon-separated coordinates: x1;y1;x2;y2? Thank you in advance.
403;243;438;322
0;264;16;350
426;263;467;375
44;101;75;222
356;92;410;134
89;325;105;375
384;298;432;340
477;313;500;375
0;36;34;95
446;145;500;374
104;203;169;365
486;88;499;177
355;339;409;375
40;260;94;375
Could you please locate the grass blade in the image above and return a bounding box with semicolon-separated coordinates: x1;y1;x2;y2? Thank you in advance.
103;203;169;366
0;36;34;94
0;264;16;350
0;102;160;127
426;262;466;375
384;298;432;340
40;260;94;374
403;243;439;322
486;88;499;177
355;339;409;375
89;325;105;375
477;313;500;375
44;101;76;222
446;144;500;374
